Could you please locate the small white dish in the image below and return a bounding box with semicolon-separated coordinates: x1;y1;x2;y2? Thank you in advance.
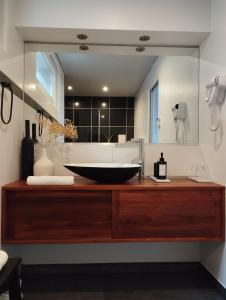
150;176;171;183
188;176;212;183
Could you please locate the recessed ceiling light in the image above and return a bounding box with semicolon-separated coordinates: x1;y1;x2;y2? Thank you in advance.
136;47;145;52
75;102;80;107
79;45;89;51
101;102;107;107
77;34;88;40
139;35;150;42
67;85;73;90
102;86;109;92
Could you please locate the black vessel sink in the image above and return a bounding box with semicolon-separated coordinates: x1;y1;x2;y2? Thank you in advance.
63;163;141;183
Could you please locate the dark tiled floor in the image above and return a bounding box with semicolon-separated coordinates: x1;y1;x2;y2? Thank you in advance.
22;263;225;300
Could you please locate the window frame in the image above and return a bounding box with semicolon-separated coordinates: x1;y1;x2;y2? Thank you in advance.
36;52;56;103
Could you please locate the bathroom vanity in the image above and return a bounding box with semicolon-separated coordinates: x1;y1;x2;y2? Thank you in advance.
1;178;225;244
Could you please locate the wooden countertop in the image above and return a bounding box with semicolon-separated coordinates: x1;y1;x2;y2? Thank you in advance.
2;177;224;191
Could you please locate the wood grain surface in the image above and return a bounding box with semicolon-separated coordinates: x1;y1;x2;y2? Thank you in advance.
1;177;225;244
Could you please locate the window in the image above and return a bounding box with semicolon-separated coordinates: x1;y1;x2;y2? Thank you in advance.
150;81;159;144
36;53;54;98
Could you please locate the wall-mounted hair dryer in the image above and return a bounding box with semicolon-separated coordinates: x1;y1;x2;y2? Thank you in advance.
205;75;226;131
171;102;186;121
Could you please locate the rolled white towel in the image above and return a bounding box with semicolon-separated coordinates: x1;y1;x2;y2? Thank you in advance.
27;176;74;185
0;250;8;271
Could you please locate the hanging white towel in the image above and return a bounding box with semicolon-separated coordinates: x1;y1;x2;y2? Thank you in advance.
218;74;226;87
176;119;186;144
0;250;8;271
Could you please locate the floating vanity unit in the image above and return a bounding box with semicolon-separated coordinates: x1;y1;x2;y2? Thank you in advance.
1;178;225;244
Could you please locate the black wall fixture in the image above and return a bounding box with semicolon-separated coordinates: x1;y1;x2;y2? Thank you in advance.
65;96;134;143
0;82;14;125
37;110;44;137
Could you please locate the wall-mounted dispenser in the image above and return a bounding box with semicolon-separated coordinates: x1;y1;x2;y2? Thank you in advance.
205;75;226;131
171;102;186;144
0;82;14;125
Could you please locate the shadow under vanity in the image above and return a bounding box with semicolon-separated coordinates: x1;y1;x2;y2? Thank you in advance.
1;177;225;244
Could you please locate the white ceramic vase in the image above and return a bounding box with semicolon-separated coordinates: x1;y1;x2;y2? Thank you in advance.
33;148;54;176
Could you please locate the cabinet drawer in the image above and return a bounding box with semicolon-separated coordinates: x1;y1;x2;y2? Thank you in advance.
112;190;224;239
4;191;112;242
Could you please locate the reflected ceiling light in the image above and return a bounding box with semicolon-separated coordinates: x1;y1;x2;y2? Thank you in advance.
29;84;37;90
77;34;88;40
101;102;107;107
75;101;80;107
101;114;105;119
67;85;73;90
102;86;109;92
139;35;150;41
136;47;145;52
79;45;89;51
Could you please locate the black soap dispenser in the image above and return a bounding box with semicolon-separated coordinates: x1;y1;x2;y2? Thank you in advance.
156;152;167;180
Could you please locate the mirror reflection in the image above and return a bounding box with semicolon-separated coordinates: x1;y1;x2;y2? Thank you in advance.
24;46;199;144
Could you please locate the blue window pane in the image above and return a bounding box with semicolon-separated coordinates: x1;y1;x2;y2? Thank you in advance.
150;82;159;144
36;53;54;97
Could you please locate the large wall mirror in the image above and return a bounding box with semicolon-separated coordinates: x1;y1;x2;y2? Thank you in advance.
24;44;199;144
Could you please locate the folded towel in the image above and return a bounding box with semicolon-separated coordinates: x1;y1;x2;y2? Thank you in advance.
27;176;74;185
0;250;8;271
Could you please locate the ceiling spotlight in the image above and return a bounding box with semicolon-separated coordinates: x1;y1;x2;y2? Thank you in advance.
101;102;107;107
136;47;145;52
139;35;150;42
101;114;105;119
102;86;109;92
77;34;88;40
79;45;89;51
75;102;80;107
67;85;73;90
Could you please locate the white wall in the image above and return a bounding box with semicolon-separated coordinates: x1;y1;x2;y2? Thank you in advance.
52;143;206;178
0;0;24;87
199;0;226;289
12;0;210;33
135;55;199;144
0;0;26;191
0;0;37;243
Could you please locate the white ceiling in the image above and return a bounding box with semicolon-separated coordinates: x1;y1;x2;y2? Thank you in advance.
19;28;209;46
57;53;157;96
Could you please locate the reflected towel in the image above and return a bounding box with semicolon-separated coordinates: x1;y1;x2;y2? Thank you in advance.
0;250;8;271
176;119;186;144
27;176;74;185
218;74;226;87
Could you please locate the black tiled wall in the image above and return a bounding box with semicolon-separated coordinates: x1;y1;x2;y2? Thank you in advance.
65;96;134;142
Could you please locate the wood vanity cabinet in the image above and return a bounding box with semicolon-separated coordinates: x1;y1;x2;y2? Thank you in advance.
112;189;224;240
1;178;225;244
